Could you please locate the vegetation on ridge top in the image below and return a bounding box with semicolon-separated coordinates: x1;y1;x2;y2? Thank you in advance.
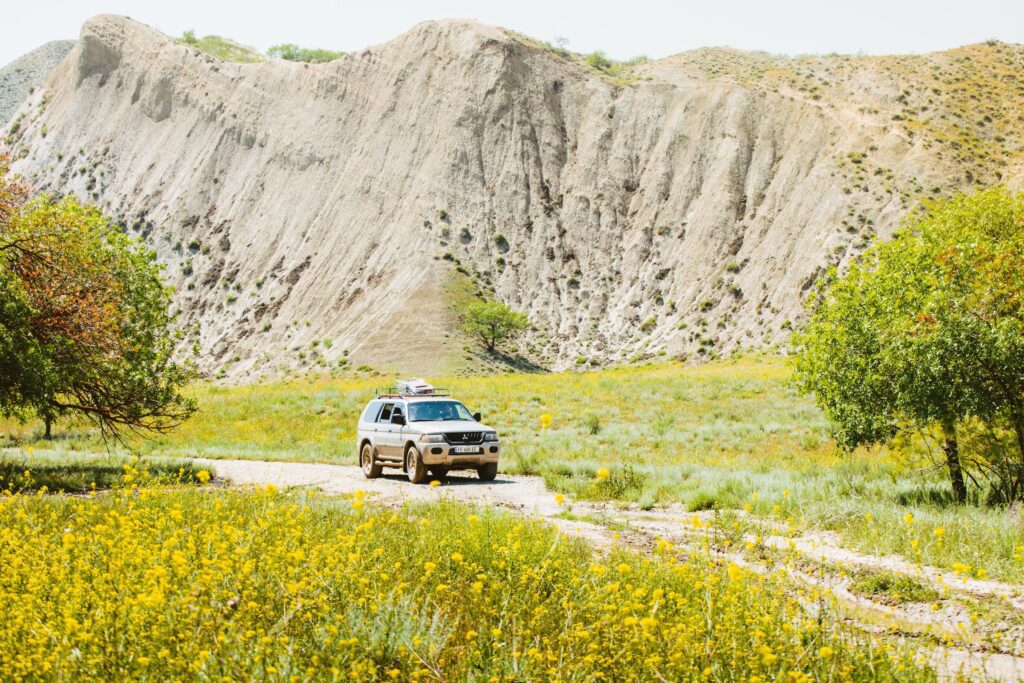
180;30;346;64
268;43;346;63
501;30;651;84
179;30;265;63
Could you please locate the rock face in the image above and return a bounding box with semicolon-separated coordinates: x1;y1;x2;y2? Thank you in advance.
0;40;76;125
4;16;1023;377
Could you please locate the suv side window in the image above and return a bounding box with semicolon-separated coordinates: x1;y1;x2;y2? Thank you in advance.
378;403;394;422
360;401;381;423
392;404;405;421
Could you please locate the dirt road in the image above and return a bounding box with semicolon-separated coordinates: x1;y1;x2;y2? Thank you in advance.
195;458;565;514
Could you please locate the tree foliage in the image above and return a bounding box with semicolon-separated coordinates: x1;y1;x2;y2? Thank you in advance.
0;156;195;440
267;44;345;64
462;300;529;353
794;188;1024;501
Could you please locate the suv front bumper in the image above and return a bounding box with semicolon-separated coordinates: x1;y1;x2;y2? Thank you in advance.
420;441;500;467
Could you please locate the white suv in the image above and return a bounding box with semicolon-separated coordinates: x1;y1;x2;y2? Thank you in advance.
356;385;500;483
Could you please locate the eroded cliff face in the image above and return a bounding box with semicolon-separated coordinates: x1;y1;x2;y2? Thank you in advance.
5;16;1020;377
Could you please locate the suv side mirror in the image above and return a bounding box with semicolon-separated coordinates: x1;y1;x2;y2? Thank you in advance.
472;412;482;422
391;414;406;426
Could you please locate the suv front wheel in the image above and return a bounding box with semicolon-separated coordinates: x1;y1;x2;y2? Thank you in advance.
405;445;428;484
477;463;498;482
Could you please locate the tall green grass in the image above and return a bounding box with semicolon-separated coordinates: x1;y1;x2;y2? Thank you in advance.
0;449;201;493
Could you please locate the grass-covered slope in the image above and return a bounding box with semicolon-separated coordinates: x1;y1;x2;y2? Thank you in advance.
655;41;1024;192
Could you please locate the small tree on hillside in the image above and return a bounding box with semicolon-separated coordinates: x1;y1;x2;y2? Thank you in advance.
0;157;195;440
463;300;529;353
794;188;1024;502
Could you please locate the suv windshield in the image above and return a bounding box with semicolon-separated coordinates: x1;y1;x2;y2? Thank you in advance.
408;400;474;422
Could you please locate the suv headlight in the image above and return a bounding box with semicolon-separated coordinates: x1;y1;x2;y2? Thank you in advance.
420;434;446;443
483;431;498;442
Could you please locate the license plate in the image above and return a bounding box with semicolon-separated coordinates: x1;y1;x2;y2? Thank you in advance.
452;446;481;454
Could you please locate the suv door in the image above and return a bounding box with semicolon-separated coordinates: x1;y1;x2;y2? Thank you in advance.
376;402;395;457
387;403;408;456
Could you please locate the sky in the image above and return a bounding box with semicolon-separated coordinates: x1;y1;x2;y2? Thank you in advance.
5;0;1024;66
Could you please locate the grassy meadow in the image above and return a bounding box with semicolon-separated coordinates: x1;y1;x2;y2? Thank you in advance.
3;355;1024;583
0;449;203;493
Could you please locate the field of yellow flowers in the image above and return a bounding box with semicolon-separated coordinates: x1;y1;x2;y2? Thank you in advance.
2;355;1022;584
0;468;936;681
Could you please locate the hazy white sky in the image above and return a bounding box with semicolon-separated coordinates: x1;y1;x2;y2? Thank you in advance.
5;0;1023;66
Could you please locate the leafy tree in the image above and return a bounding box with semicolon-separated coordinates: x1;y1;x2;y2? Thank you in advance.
794;189;1024;502
585;50;612;72
0;157;195;440
267;44;345;64
463;300;529;353
548;36;571;58
916;190;1024;500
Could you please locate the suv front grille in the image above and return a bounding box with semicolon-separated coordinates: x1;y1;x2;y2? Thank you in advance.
444;432;483;445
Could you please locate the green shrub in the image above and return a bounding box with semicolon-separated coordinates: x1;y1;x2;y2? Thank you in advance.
591;465;647;500
586;51;612;71
849;572;940;605
267;43;345;64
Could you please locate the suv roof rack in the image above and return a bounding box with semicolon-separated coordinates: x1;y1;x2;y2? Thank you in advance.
374;388;452;399
375;378;451;399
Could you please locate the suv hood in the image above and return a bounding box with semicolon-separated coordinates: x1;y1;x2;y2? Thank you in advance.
409;420;494;433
